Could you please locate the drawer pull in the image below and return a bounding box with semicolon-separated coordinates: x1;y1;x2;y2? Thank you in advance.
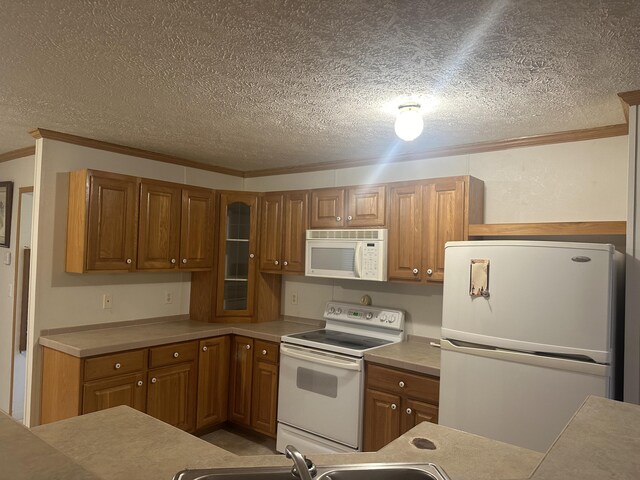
399;381;405;388
114;363;121;370
412;268;419;275
336;216;341;222
390;403;397;410
137;381;143;387
406;408;412;415
171;258;176;264
126;258;132;264
427;268;433;276
182;258;187;264
173;352;179;358
275;260;279;265
151;377;157;384
245;344;251;350
262;349;267;355
202;346;208;352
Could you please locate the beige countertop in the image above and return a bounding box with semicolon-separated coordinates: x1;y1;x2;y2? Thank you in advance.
39;317;441;377
39;317;322;357
529;396;640;480
8;395;638;480
31;406;540;480
0;412;98;480
364;335;441;376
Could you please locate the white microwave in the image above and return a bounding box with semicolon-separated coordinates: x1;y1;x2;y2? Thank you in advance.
305;229;387;281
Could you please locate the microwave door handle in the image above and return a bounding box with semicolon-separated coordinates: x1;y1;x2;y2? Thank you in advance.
354;243;362;278
280;345;362;371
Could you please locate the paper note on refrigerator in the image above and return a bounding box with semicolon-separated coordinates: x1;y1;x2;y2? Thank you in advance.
469;259;489;297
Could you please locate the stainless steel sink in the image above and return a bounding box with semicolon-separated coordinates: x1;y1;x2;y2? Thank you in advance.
172;463;450;480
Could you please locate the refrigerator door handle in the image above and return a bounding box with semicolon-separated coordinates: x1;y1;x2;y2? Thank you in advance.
440;339;609;376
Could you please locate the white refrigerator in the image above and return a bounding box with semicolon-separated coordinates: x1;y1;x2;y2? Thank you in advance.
439;240;621;452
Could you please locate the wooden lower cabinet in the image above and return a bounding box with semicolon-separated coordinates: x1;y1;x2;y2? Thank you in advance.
82;372;147;414
147;362;197;432
197;336;230;429
363;363;440;452
228;336;280;437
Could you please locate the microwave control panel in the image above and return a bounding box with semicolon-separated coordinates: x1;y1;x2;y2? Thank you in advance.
361;242;381;279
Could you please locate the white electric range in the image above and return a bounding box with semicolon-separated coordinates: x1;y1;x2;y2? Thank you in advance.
276;301;405;454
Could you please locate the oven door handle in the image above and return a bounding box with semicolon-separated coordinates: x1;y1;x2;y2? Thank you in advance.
280;344;362;371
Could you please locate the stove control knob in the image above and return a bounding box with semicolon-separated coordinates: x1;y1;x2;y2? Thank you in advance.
380;314;387;323
365;312;373;320
328;306;335;314
336;308;342;315
387;315;396;323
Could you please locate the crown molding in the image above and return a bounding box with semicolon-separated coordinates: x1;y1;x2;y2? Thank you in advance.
0;146;36;163
24;123;628;179
29;128;245;178
244;123;629;178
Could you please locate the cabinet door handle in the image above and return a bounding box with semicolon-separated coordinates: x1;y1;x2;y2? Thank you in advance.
283;261;288;266
114;363;121;370
182;258;187;264
137;380;143;387
249;253;255;259
412;268;419;275
151;377;157;384
262;349;267;355
347;215;353;221
427;268;433;276
336;216;341;222
173;352;179;358
202;346;208;352
390;403;397;410
399;381;405;388
274;260;279;265
170;258;176;264
245;344;251;350
126;259;132;264
406;408;412;415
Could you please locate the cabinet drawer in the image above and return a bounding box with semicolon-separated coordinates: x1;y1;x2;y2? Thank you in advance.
84;349;147;382
149;341;198;368
254;340;279;364
366;363;439;405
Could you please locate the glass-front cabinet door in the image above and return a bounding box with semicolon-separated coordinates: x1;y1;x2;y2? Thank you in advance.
216;193;258;318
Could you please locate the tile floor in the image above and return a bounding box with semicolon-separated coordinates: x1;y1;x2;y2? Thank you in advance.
199;426;280;456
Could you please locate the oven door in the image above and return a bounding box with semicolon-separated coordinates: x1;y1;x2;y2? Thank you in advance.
277;343;364;449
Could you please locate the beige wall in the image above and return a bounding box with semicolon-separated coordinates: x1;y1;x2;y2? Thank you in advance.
24;139;243;426
0;155;35;414
247;136;629;339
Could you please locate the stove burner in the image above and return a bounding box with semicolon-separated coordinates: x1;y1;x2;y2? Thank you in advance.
287;329;392;352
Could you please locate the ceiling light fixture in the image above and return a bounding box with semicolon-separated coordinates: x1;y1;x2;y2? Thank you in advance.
394;103;423;141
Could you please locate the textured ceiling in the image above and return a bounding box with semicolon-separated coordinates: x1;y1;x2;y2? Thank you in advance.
1;0;640;172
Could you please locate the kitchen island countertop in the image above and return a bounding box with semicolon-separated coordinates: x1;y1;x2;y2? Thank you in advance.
5;395;638;480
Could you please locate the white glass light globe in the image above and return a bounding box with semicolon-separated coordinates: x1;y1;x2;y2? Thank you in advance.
394;105;423;141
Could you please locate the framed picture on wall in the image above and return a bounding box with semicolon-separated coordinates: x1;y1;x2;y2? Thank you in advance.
0;181;14;248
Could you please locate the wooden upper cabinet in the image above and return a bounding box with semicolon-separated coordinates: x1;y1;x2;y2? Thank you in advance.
259;191;308;274
310;185;385;229
310;188;345;228
346;185;386;227
387;176;483;284
259;194;283;272
138;181;181;270
387;183;423;282
67;170;139;273
423;179;465;282
216;192;259;318
282;192;308;273
67;170;214;273
180;187;215;270
138;182;214;271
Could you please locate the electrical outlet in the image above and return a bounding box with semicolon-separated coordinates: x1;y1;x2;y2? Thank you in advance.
291;291;298;305
164;291;173;304
102;293;113;309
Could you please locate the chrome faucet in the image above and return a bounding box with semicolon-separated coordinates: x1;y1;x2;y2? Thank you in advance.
284;445;316;480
